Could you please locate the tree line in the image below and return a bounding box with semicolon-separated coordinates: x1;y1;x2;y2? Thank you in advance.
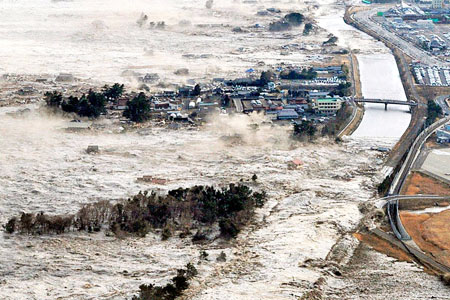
4;183;267;241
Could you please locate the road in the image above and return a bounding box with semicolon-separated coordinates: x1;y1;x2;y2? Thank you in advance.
389;116;450;195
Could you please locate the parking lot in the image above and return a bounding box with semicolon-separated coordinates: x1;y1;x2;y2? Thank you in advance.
413;65;450;86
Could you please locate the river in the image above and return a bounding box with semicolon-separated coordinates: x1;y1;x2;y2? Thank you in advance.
316;2;411;145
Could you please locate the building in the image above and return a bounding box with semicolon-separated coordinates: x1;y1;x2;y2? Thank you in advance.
436;125;450;143
432;0;443;9
63;121;91;132
277;109;299;120
114;98;128;110
55;73;74;82
313;98;343;115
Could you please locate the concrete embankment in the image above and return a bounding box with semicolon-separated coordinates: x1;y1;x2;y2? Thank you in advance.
338;52;364;138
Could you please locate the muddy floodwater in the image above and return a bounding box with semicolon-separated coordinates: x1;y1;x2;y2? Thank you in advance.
0;0;332;85
0;0;448;299
0;109;448;299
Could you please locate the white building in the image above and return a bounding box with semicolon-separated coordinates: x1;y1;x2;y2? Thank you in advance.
432;0;443;9
313;98;343;115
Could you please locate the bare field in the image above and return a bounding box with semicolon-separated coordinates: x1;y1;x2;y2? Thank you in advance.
401;211;450;267
402;171;450;196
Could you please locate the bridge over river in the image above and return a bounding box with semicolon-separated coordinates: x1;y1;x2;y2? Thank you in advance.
352;97;418;110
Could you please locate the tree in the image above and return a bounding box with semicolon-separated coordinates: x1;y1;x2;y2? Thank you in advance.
123;92;151;122
280;68;317;80
193;84;201;96
76;90;106;118
426;100;443;126
44;91;63;107
222;94;231;107
102;83;124;100
303;23;313;35
293;121;316;139
61;96;80;113
260;70;274;85
330;82;351;97
284;12;304;26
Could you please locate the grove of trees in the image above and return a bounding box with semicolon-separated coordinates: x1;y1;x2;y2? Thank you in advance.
123;92;151;122
44;83;125;118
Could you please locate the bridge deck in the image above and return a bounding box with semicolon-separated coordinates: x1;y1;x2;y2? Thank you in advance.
352;98;417;106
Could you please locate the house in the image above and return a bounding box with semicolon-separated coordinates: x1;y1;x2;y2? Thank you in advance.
154;101;171;110
178;86;194;97
17;86;36;95
63;121;91;132
288;159;303;170
55;73;74;82
141;73;160;83
114;98;128;110
309;91;330;98
287;98;309;110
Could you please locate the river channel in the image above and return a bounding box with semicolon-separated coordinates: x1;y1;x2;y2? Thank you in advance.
316;2;411;145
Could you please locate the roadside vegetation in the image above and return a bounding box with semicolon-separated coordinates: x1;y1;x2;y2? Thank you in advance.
321;102;353;136
330;82;352;97
4;183;267;241
426;100;443;127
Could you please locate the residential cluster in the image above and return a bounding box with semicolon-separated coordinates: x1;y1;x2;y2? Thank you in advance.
375;2;450;61
107;65;349;125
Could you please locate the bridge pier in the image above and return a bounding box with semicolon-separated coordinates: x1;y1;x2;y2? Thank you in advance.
385;103;388;111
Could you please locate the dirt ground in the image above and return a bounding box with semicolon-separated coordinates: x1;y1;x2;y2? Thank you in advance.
353;232;413;263
401;211;450;267
402;171;450;196
351;53;363;98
